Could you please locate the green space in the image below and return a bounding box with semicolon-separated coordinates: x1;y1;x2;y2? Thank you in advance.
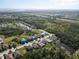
1;28;39;46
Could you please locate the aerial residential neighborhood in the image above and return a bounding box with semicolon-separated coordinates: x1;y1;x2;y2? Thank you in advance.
0;27;57;59
0;10;79;59
0;0;79;59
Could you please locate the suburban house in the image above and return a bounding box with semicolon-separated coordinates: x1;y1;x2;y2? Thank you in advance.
0;38;3;44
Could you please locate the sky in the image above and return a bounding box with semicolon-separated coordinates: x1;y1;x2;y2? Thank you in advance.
0;0;79;10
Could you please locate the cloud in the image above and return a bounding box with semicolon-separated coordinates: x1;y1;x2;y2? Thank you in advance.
48;0;79;9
